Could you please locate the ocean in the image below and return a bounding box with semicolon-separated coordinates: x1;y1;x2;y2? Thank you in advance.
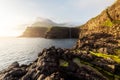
0;38;77;71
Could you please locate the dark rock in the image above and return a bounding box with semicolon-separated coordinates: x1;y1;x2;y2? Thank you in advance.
45;72;63;80
97;48;107;54
114;64;120;75
21;69;36;80
0;47;115;80
20;64;28;68
37;74;46;80
38;52;42;57
2;68;26;80
8;61;19;69
76;33;120;54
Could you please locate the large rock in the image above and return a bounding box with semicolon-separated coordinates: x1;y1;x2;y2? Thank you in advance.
8;61;19;69
75;33;119;54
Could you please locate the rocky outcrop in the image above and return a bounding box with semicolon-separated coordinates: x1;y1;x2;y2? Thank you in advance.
1;46;120;80
0;47;112;80
21;27;79;39
75;33;120;54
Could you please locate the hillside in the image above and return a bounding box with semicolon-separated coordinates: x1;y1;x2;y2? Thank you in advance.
79;0;120;39
76;0;120;54
72;0;120;79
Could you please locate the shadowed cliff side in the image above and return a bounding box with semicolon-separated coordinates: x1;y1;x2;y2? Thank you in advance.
20;27;48;37
21;27;79;39
45;27;79;39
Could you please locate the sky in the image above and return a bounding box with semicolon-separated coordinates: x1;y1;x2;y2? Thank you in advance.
0;0;115;36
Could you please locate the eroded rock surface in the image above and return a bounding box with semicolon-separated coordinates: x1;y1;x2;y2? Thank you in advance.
0;47;109;80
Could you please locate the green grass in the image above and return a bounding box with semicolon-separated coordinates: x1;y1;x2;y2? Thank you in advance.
102;19;120;27
69;49;120;79
73;57;119;80
114;49;120;56
59;59;69;67
102;19;114;27
90;51;120;63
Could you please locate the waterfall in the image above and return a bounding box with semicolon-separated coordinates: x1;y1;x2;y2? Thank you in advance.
69;28;72;38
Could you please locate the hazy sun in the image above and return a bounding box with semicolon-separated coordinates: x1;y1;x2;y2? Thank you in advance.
0;1;27;37
0;17;22;37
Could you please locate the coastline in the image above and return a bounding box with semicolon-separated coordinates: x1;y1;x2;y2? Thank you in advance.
0;1;120;80
0;42;120;80
0;47;108;80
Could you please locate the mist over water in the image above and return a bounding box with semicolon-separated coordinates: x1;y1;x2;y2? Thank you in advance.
0;38;77;71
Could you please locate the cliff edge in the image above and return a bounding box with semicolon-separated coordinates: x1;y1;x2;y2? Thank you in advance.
21;27;79;39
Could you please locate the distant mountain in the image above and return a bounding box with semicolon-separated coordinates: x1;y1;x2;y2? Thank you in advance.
31;17;57;27
30;17;80;27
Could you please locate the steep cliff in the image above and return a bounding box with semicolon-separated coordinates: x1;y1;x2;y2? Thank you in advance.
21;17;80;38
21;27;48;37
76;0;120;54
45;27;79;39
79;0;120;39
21;27;79;39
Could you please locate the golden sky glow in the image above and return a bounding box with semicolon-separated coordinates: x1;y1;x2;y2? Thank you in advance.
0;0;114;37
0;1;31;36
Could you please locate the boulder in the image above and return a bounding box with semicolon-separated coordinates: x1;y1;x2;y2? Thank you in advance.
8;61;19;69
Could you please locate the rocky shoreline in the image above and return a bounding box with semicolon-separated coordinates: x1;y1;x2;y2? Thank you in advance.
0;32;120;80
0;47;108;80
0;44;120;80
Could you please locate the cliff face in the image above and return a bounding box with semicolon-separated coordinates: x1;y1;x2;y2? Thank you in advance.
79;0;120;39
21;27;79;39
21;27;48;37
45;27;79;39
75;0;120;54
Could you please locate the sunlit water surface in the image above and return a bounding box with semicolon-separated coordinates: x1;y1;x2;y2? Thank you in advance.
0;38;77;71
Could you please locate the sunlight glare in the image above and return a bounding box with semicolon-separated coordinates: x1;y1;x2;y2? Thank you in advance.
0;1;26;37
